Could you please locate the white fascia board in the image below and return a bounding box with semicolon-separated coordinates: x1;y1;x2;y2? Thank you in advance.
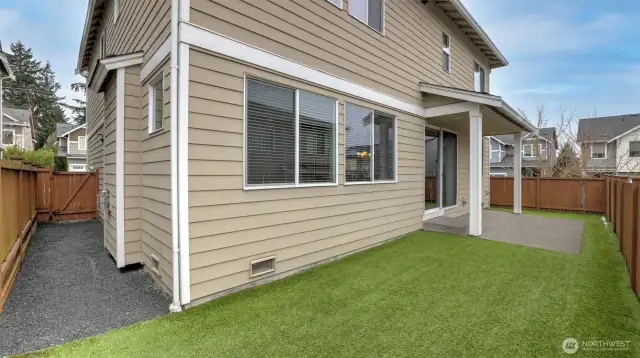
424;101;478;118
89;52;144;92
607;124;640;143
420;82;502;107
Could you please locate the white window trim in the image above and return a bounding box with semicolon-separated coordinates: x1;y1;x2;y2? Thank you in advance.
423;124;459;212
590;142;607;159
100;30;106;59
148;73;165;134
69;164;88;172
473;60;485;92
348;0;386;35
344;102;398;186
442;31;451;73
491;172;508;177
490;144;503;163
327;0;342;9
629;141;640;158
113;0;120;23
77;136;87;150
243;76;340;190
522;143;546;158
2;129;15;146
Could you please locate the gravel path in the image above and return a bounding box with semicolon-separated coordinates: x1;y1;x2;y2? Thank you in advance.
0;221;170;356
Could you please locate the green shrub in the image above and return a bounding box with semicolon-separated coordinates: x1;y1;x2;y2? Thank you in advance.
2;145;24;157
26;149;56;168
54;155;68;171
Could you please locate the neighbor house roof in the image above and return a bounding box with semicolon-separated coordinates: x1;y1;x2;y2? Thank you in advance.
432;0;508;68
577;114;640;143
2;107;31;125
56;123;86;138
493;127;557;148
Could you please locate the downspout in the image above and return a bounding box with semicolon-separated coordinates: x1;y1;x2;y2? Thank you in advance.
169;0;181;313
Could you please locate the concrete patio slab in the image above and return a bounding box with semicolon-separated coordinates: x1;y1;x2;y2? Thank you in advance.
424;210;585;254
0;221;170;356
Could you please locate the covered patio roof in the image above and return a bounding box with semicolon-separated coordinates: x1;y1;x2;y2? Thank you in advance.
420;82;536;134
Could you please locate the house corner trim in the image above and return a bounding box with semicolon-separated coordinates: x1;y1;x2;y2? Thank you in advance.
115;67;126;267
178;42;191;305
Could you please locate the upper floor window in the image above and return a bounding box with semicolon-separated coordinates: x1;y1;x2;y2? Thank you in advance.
522;143;546;159
490;141;503;163
2;129;14;146
442;32;451;73
327;0;342;8
349;0;384;33
148;74;164;133
591;142;606;159
99;31;106;59
630;141;640;157
474;61;485;92
245;78;338;187
78;136;87;151
345;103;396;183
113;0;120;23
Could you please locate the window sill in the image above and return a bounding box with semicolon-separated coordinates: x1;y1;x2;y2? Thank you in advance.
147;128;165;138
244;182;339;191
348;13;385;36
344;180;397;186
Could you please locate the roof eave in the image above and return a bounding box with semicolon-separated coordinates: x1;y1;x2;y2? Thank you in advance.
77;0;97;72
441;0;509;69
0;54;14;79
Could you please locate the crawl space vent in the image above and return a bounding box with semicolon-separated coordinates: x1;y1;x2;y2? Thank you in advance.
250;256;276;278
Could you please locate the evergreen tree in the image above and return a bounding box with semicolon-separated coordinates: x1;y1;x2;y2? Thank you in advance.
63;81;86;125
553;142;581;177
2;42;67;148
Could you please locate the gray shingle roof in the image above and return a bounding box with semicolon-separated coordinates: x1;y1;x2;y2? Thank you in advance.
56;123;81;137
492;127;556;147
2;107;31;125
577;114;640;143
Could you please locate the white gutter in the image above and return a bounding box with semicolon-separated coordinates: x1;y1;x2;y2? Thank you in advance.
169;0;182;313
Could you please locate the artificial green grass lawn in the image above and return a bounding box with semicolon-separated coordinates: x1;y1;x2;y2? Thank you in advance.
24;212;640;357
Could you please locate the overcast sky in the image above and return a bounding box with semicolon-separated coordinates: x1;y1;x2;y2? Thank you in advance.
1;0;638;127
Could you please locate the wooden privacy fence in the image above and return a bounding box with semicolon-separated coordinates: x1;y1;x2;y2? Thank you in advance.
605;177;640;296
0;158;99;311
490;177;606;213
0;159;39;311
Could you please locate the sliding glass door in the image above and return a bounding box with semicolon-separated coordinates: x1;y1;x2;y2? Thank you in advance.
424;127;457;212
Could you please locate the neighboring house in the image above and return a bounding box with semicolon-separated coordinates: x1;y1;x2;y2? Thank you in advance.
78;0;534;310
577;114;640;175
490;127;558;177
56;123;88;172
1;107;35;151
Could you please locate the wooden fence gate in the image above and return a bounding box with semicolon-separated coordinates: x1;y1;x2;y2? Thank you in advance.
36;169;99;222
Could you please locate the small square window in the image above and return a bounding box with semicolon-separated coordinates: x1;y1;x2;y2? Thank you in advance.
348;0;384;33
78;136;87;151
148;74;164;133
2;129;15;146
591;143;606;159
327;0;341;8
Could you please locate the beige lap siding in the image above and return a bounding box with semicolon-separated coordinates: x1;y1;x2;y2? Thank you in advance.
189;0;489;108
124;66;143;265
103;77;118;260
139;60;173;293
187;50;425;301
87;0;170;79
87;89;106;219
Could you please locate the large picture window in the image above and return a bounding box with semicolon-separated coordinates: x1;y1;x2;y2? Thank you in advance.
345;103;396;183
245;78;337;188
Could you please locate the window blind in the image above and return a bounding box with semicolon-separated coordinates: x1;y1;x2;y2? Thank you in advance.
246;79;296;186
374;111;395;181
299;90;336;184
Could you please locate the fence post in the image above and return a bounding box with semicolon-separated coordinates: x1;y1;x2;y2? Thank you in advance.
536;177;541;210
48;170;55;222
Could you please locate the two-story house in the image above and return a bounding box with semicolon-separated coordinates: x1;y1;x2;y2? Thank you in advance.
489;127;558;177
78;0;534;311
577;114;640;175
55;123;88;171
2;107;35;152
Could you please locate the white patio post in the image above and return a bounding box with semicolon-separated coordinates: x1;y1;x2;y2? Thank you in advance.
469;108;483;236
513;132;522;214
